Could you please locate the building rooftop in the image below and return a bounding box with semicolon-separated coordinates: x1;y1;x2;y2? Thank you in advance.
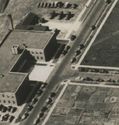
5;30;54;49
0;40;23;75
0;29;54;75
0;73;27;93
5;0;39;25
29;64;54;82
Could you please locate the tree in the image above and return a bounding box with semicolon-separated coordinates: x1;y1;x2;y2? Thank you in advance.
105;0;112;4
50;11;57;19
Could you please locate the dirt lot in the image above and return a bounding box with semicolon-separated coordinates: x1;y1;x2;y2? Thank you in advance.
46;84;119;125
81;1;119;68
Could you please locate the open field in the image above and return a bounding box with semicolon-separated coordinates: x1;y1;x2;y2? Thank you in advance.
81;1;119;68
37;0;88;22
4;0;41;25
45;84;119;125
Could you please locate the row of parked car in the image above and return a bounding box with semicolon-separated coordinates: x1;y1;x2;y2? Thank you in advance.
75;75;119;84
0;104;17;113
0;104;16;123
70;44;85;64
0;113;15;123
38;1;78;9
50;11;74;20
33;92;56;125
19;83;47;121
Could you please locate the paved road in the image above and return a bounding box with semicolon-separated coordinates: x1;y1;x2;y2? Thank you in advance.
19;0;116;125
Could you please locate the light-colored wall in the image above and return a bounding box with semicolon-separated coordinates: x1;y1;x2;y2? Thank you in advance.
27;48;45;61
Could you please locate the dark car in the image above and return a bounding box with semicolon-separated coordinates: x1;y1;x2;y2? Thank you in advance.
36;89;43;95
41;106;48;112
11;107;17;113
65;46;70;51
40;83;47;90
62;50;67;55
75;49;81;56
2;114;10;121
50;92;56;98
27;105;33;111
21;113;29;120
90;25;96;30
2;106;7;113
32;98;38;105
8;106;12;112
70;34;76;41
0;104;3;111
39;112;44;118
33;118;40;125
70;57;76;64
9;116;15;123
46;98;53;105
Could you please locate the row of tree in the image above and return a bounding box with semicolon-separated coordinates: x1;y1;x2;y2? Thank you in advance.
50;11;74;20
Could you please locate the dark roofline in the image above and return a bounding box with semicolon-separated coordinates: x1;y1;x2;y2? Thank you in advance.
13;29;56;49
9;49;26;73
9;72;28;93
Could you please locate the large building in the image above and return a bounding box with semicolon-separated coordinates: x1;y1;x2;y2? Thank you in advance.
5;30;58;62
0;29;58;106
0;73;30;106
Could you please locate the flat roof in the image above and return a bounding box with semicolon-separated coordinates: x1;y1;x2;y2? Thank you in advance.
5;0;40;25
0;30;54;75
0;73;27;93
29;64;54;82
81;1;119;68
5;30;54;49
0;40;23;75
0;29;54;92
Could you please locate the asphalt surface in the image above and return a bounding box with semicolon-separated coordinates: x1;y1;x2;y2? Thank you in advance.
19;0;115;125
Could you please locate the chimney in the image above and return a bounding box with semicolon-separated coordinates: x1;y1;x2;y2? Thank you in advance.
11;45;19;55
6;14;14;30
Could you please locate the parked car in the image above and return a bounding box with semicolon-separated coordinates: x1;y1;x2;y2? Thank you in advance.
70;57;77;64
0;104;3;111
9;115;15;123
27;105;33;112
65;45;70;52
41;106;48;112
2;114;10;121
11;107;17;113
2;106;7;113
39;112;44;118
21;113;29;120
105;0;112;4
75;49;81;56
46;97;53;105
40;83;47;90
90;25;96;31
70;34;76;41
62;50;67;55
36;89;43;95
33;118;40;125
50;92;56;98
8;106;12;112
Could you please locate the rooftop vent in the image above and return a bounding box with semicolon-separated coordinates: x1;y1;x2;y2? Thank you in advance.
11;44;19;55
